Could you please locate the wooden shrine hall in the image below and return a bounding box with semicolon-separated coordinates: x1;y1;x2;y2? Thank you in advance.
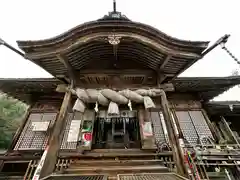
1;3;240;180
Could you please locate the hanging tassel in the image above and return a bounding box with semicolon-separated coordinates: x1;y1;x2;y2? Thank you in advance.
229;104;234;111
94;101;99;113
108;101;119;115
143;96;156;109
128;100;132;111
73;99;86;113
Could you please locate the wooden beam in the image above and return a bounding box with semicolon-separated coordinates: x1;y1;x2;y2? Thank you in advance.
221;116;240;145
160;90;186;176
56;83;175;93
56;75;70;84
0;155;40;161
79;69;155;76
56;54;77;85
39;83;73;178
159;55;172;70
157;74;175;85
201;109;220;142
142;75;149;85
157;55;173;85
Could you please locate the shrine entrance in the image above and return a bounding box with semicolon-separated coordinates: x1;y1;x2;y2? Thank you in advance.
92;110;141;149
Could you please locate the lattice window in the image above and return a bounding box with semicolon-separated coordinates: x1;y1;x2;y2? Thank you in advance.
60;113;77;150
175;110;213;145
14;113;57;150
151;111;167;145
60;111;95;150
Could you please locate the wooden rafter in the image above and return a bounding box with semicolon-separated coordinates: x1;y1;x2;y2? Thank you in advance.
156;55;173;85
56;54;77;85
79;69;154;76
159;55;172;70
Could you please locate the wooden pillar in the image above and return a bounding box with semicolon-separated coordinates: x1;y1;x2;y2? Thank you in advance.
0;160;3;172
221;116;240;145
160;90;186;176
39;84;72;178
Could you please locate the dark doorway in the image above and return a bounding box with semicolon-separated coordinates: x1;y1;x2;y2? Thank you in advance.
92;111;141;149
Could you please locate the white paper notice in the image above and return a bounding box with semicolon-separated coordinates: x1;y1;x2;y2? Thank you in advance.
67;120;81;142
32;121;50;132
142;122;153;137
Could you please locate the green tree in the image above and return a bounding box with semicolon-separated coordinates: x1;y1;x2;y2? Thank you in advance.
0;94;27;149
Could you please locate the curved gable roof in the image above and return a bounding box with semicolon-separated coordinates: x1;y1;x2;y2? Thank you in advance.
16;17;209;81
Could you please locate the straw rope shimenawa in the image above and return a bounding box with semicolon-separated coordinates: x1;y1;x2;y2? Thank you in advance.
65;88;166;114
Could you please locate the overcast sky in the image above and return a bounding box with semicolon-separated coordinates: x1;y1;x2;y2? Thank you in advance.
0;0;239;101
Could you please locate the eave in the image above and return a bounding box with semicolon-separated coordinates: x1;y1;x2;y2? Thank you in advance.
16;20;209;83
0;78;62;104
173;76;240;101
205;101;240;116
1;76;239;103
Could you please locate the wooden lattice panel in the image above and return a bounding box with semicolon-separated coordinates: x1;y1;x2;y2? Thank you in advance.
60;113;77;150
189;111;213;144
118;173;186;180
175;111;213;145
150;112;168;146
14;113;57;150
42;175;107;180
175;111;199;145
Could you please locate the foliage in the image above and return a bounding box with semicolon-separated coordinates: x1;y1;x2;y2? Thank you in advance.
0;94;27;149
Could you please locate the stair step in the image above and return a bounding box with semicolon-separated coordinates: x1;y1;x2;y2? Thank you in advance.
90;149;156;153
43;173;187;180
59;149;172;160
72;159;163;166
60;153;158;160
0;176;24;180
65;165;168;174
41;174;107;180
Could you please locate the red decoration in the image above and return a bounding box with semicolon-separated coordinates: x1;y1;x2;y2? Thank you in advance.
84;133;92;141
